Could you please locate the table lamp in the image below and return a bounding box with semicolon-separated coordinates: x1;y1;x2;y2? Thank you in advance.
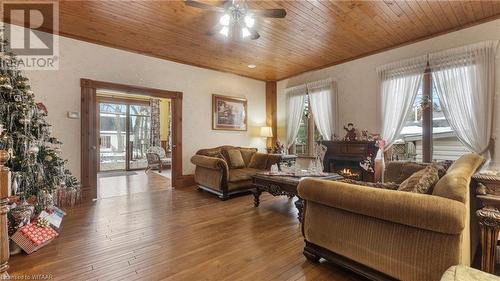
260;126;273;153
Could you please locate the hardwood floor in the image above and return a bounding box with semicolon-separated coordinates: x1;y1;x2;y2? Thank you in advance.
8;173;364;281
98;171;171;199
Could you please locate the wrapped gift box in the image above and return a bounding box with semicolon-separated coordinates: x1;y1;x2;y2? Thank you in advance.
11;224;59;254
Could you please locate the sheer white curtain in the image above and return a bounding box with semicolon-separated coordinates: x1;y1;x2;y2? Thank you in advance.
429;41;498;157
308;79;337;140
377;55;428;150
286;85;307;148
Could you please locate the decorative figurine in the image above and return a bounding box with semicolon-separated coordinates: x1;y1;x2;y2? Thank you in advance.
361;130;369;141
343;123;357;141
273;139;285;154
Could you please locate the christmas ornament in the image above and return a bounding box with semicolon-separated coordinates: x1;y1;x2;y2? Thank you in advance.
36;217;50;228
11;202;34;229
28;145;39;154
11;174;19;196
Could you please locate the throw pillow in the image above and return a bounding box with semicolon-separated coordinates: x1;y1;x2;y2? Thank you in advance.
239;149;256;167
227;149;245;169
249;153;269;170
341;179;400;190
397;165;440;194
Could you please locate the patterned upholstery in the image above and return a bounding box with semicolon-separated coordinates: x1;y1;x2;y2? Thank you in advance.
146;146;171;173
191;146;282;200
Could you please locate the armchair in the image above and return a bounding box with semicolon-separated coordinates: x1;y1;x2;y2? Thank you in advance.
145;146;172;173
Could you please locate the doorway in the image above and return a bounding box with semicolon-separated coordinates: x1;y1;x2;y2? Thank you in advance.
97;95;156;172
81;79;183;201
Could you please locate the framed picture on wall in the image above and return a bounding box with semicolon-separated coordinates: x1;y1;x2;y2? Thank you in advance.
212;94;247;131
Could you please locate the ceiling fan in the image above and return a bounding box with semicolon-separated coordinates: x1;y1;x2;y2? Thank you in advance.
185;0;287;40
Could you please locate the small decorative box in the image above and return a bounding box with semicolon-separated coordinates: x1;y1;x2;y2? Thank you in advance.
11;224;59;254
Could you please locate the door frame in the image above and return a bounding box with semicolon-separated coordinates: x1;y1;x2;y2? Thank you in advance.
81;78;183;201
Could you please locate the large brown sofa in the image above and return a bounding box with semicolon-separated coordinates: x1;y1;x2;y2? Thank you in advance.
298;153;484;281
191;146;281;200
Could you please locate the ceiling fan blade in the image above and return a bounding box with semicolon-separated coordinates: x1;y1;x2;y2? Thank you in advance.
252;9;287;18
185;0;225;12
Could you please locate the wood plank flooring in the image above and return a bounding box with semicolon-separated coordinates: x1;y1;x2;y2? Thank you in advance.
98;171;172;199
8;173;364;281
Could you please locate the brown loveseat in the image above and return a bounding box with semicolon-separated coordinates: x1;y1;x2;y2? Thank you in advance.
191;146;281;200
298;153;484;281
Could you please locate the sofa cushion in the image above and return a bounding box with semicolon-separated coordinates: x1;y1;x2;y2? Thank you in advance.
385;162;428;184
229;168;261;182
239;148;257;167
398;164;439;194
433;154;484;203
341;179;399;190
227;149;245;169
249;153;268;170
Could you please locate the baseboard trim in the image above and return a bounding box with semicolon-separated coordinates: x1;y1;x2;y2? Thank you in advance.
174;174;196;188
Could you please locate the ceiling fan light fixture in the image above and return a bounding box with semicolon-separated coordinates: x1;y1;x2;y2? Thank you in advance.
247;64;256;69
244;15;254;28
219;26;229;37
219;14;230;26
241;27;250;38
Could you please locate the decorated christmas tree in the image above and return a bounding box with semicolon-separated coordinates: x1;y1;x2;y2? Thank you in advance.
0;28;80;235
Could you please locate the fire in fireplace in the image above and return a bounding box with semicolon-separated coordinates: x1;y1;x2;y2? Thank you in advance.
338;168;361;180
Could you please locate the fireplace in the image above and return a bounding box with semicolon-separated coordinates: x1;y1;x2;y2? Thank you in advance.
319;141;379;182
334;160;363;180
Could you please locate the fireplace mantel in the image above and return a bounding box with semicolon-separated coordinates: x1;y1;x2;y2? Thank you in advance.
319;140;379;182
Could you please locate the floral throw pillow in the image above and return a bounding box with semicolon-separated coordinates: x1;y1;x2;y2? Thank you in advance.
397;164;440;194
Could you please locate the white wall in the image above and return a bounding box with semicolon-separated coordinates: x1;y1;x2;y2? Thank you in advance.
277;19;500;166
6;24;267;177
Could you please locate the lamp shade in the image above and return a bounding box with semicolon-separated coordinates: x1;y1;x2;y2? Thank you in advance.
260;126;273;138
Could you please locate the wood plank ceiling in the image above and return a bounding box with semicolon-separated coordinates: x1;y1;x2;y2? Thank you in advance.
9;1;500;80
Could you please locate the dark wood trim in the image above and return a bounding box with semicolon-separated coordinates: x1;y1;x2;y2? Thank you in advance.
266;81;278;147
175;175;196;189
81;80;98;201
81;79;183;200
422;67;432;163
211;94;248;131
97;96;150;106
84;79;182;99
303;241;397;281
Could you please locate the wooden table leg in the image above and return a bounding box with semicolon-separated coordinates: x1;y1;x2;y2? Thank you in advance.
253;188;262;207
477;206;500;273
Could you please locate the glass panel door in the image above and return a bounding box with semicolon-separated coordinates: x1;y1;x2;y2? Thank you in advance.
99;103;127;171
129;104;151;169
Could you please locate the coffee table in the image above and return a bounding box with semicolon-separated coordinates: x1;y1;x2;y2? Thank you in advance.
252;172;343;221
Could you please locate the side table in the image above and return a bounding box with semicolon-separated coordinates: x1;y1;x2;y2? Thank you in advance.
472;173;500;274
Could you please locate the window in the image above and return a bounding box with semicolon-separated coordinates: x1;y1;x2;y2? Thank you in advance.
399;70;467;161
100;136;112;149
292;97;320;156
